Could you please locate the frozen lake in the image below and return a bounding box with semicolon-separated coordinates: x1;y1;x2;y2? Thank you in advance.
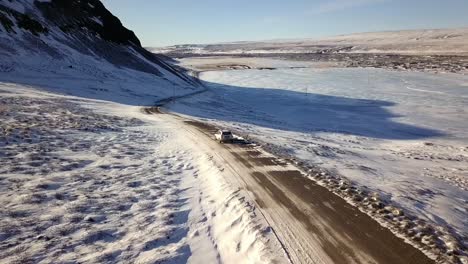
198;67;468;141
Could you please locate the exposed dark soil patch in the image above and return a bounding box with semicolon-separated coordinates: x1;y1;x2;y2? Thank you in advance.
143;107;163;115
231;152;253;169
245;150;262;157
184;120;218;134
249;157;279;166
269;170;303;178
218;64;252;70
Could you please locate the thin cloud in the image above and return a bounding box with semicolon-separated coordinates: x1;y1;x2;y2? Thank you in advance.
311;0;388;14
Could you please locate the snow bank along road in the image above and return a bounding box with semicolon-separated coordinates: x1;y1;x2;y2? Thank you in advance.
145;106;434;264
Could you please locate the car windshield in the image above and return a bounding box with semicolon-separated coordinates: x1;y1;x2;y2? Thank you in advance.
222;131;232;135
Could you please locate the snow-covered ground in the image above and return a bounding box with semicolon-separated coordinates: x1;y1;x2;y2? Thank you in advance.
0;82;287;263
2;1;466;259
0;3;290;261
170;58;468;246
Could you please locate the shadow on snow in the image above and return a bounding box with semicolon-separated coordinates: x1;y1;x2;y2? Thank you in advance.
170;80;444;140
0;74;444;140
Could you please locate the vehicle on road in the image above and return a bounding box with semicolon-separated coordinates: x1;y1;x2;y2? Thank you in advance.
215;130;234;143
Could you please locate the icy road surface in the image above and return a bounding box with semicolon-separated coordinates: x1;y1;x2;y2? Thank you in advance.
169;64;468;243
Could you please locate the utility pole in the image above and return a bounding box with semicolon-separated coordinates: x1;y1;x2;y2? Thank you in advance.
367;71;370;87
170;86;175;104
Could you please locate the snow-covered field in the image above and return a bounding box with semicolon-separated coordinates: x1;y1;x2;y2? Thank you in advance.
0;82;287;263
170;59;468;247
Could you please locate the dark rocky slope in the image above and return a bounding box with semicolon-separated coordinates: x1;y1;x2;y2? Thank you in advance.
0;0;197;86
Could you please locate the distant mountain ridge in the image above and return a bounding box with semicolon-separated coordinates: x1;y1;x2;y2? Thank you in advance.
151;28;468;56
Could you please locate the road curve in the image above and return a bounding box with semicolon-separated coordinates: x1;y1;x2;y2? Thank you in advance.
146;107;434;264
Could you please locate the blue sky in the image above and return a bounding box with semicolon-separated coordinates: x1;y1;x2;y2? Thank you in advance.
103;0;468;47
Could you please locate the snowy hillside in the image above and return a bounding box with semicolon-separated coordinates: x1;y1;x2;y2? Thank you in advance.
0;1;290;263
152;28;468;55
0;0;200;104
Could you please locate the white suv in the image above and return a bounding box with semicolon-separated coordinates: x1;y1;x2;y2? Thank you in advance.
215;130;234;143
